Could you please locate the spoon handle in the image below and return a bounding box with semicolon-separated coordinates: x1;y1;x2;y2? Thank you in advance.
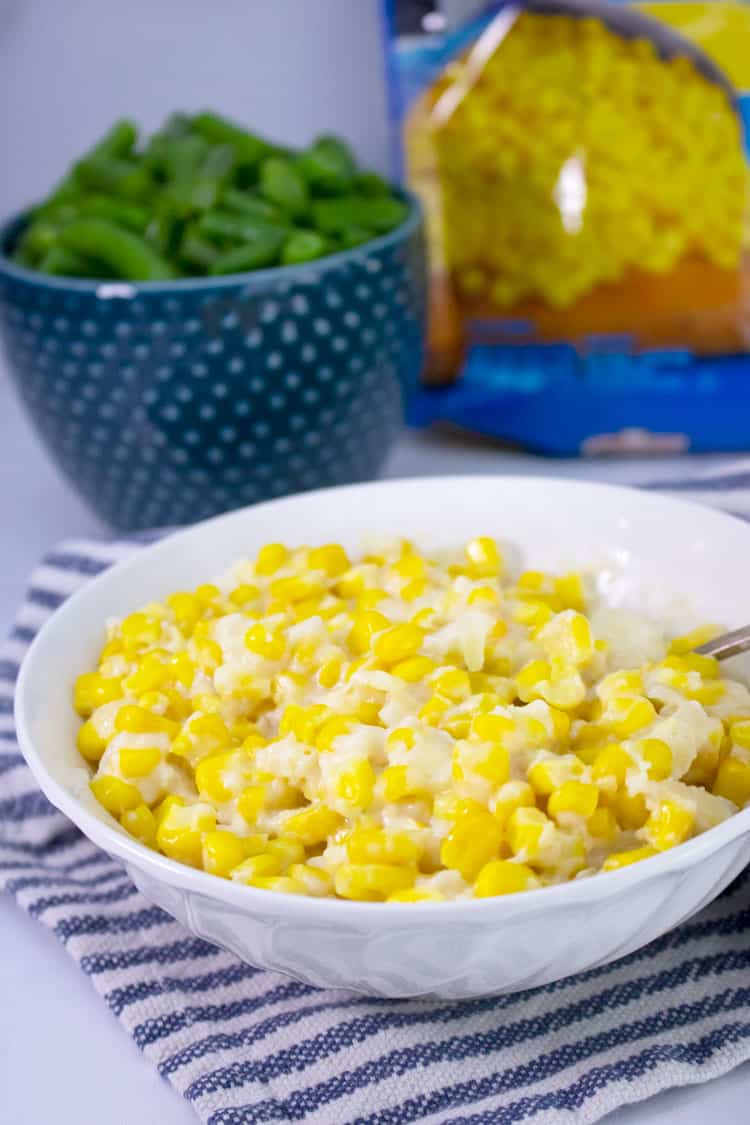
695;626;750;661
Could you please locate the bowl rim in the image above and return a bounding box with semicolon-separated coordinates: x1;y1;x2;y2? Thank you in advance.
0;187;422;296
14;474;750;922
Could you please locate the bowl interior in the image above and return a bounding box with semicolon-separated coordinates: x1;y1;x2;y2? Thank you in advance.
15;475;750;893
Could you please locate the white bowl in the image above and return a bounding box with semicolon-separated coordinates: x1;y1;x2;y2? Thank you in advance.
15;476;750;999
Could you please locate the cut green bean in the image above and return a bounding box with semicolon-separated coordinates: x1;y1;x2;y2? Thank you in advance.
179;227;220;271
87;119;138;161
192;112;273;170
18;221;60;261
209;230;284;274
281;230;328;265
297;138;355;195
313;195;408;235
222;189;285;225
259;157;310;218
77;196;150;232
337;225;375;249
197;210;288;244
11;111;405;280
352;171;390;197
59;219;176;281
38;246;105;277
74;156;152;202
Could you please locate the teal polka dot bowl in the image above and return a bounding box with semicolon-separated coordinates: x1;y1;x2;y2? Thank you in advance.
0;193;425;531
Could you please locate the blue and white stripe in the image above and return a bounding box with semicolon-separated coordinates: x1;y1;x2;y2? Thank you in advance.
2;474;750;1125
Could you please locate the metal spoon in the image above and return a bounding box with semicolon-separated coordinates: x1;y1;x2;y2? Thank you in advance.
696;627;750;662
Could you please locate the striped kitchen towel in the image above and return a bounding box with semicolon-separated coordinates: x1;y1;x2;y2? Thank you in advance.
3;474;750;1124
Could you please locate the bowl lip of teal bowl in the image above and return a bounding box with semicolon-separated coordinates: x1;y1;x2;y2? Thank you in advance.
0;188;423;296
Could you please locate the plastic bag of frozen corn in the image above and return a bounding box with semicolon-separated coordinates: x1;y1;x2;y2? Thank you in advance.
383;1;750;453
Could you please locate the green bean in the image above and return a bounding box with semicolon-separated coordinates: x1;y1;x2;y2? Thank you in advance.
222;189;285;225
313;194;408;234
38;246;106;277
297;138;355;195
86;119;138;161
77;196;150;232
281;230;328;265
18;220;60;262
179;227;219;272
159;135;211;183
337;225;375;249
352;171;390;197
209;230;284;274
74;156;152;202
259;157;309;218
59;219;176;281
197;210;288;244
192;112;273;169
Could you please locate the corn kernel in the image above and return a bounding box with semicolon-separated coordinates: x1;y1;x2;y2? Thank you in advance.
729;720;750;750
157;802;216;867
548;781;599;820
373;623;424;665
528;755;583;797
336;760;376;809
591;744;633;787
119;745;161;778
230;854;282;883
388;888;446;903
602;846;658;872
346;827;420;865
713;756;750;807
606;696;657;737
237;784;267;824
644;800;695;851
255;543;288;576
288;864;333;897
335;863;415;901
316;715;353;752
90;776;141;815
167;592;202;634
73;672;123;717
506;807;550;860
587;807;617;840
76;719;108;763
555;573;586;612
475;859;537;897
431;668;472;701
202;830;247;877
308;544;349;577
229;583;260;606
282;804;344;846
470;713;514;742
612;790;649;830
440;802;503;880
265;836;307;869
391;656;436;682
634;739;673;781
465;536;503;578
317;657;342;689
245;624;286;660
120;803;156;847
270;575;326;605
493;782;536;828
349;610;390;655
115;704;177;737
386;727;416;752
669;625;723;655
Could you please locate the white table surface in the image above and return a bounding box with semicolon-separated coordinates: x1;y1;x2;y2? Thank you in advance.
1;369;748;1123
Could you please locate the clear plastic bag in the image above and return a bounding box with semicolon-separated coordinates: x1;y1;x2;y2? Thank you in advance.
387;1;750;384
